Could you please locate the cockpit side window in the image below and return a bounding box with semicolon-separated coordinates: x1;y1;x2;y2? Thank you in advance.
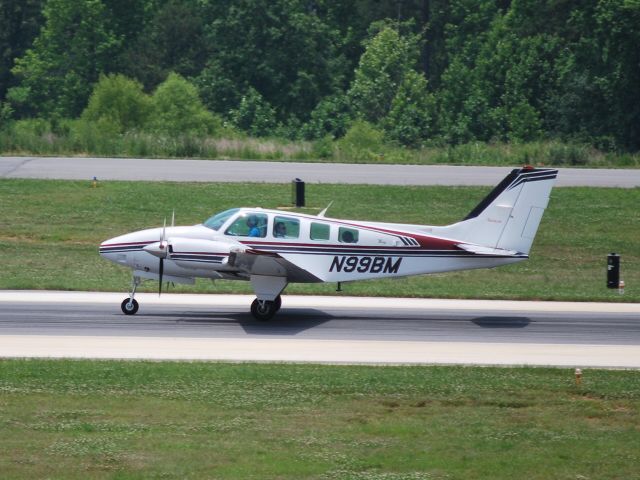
225;212;268;237
273;216;299;239
203;208;239;231
338;227;359;243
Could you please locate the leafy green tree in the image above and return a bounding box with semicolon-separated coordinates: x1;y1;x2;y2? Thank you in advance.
120;0;207;90
542;0;640;149
301;94;352;140
147;73;219;136
0;0;44;103
383;70;435;147
348;26;419;124
229;87;277;137
8;0;121;118
197;0;348;122
194;60;241;119
81;74;151;133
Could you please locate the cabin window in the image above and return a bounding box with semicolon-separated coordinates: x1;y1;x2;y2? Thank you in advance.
225;212;268;238
273;216;299;239
310;222;330;241
338;227;359;243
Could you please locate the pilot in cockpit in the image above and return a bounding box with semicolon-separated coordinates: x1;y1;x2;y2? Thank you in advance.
247;216;261;237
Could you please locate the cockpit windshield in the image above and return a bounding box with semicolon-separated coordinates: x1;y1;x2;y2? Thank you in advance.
203;208;239;231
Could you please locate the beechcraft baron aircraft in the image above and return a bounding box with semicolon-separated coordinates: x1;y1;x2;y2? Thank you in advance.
99;167;557;320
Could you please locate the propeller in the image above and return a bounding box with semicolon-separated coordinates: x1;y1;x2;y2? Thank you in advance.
141;216;173;295
158;218;166;296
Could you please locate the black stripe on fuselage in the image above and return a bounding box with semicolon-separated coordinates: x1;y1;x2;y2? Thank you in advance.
170;254;226;264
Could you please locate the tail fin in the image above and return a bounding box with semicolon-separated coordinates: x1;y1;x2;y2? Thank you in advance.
441;167;558;255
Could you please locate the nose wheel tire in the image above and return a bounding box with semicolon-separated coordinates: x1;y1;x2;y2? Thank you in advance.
121;298;139;315
250;296;281;321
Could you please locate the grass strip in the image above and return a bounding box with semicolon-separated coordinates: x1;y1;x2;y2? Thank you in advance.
2;132;640;168
0;178;638;302
0;359;638;479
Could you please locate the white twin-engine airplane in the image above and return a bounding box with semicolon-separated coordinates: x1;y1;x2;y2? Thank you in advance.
100;167;557;320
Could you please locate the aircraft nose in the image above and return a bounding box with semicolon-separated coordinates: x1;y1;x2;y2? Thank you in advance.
99;233;143;264
99;237;120;261
99;230;160;265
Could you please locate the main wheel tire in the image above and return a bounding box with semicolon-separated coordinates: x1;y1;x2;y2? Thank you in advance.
250;298;277;321
121;298;139;315
273;295;282;312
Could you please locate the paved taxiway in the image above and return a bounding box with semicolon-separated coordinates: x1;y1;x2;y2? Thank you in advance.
1;291;638;367
2;156;640;187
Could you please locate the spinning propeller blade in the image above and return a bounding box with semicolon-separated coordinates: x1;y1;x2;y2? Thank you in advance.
159;218;166;296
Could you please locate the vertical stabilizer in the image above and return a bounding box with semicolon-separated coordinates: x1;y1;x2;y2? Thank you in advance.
439;167;558;254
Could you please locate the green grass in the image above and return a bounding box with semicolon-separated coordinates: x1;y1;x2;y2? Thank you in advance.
0;359;638;479
1;178;638;301
2;120;640;168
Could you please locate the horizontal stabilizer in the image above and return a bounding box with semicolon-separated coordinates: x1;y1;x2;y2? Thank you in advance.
456;243;523;257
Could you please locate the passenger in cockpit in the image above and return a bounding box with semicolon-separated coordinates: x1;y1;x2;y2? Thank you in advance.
274;222;287;238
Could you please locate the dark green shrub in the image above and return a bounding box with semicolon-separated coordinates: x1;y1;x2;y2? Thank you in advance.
81;74;151;134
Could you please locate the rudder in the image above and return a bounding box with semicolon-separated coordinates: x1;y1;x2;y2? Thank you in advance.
438;167;558;255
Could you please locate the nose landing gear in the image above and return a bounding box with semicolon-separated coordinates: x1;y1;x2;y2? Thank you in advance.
121;297;139;315
121;276;141;315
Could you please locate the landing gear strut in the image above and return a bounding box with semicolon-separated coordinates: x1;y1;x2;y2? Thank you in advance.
121;276;141;315
250;295;281;321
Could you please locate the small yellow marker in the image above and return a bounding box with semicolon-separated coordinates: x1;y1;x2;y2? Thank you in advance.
575;368;582;386
92;176;98;188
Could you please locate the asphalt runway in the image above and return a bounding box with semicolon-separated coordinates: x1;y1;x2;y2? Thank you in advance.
2;156;639;187
1;292;638;367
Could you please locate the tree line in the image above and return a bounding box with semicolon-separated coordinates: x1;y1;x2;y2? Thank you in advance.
1;0;639;152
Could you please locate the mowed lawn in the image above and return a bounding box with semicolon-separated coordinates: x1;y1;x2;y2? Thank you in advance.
0;178;638;301
0;360;639;479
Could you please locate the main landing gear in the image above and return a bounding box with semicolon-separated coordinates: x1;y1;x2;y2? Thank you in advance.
121;276;141;315
250;295;282;321
118;274;284;320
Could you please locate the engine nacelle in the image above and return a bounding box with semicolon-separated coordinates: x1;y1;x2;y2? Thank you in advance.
167;237;243;270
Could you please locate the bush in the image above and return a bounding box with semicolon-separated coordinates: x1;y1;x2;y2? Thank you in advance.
335;120;386;162
81;74;151;134
0;102;14;127
148;73;221;137
546;142;590;166
311;135;335;159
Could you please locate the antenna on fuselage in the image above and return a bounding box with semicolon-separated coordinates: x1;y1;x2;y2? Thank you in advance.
318;201;333;218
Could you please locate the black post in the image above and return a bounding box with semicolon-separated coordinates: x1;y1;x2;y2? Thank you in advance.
607;253;620;288
292;178;305;207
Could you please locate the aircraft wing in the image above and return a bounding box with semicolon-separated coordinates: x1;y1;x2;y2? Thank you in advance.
228;249;323;283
